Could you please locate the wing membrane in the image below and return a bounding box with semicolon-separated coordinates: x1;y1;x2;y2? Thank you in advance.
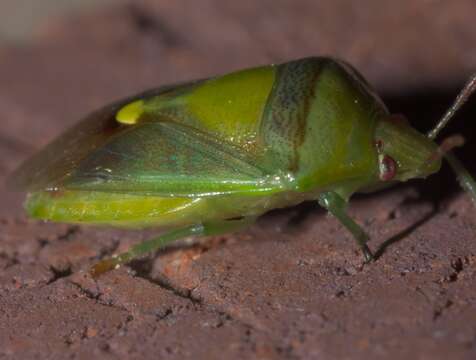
63;120;275;196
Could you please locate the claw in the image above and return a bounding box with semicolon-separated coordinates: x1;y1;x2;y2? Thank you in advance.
362;245;375;263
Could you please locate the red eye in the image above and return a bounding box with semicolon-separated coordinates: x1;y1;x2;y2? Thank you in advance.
379;155;397;181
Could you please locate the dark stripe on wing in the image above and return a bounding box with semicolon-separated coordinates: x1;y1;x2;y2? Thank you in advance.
260;58;322;172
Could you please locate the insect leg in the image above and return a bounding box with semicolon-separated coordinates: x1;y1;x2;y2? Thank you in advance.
318;191;374;262
444;151;476;206
90;217;256;278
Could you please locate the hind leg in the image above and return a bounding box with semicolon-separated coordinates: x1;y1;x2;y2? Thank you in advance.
90;217;256;277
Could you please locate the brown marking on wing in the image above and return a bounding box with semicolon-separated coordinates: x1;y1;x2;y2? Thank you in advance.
290;64;321;171
260;58;322;172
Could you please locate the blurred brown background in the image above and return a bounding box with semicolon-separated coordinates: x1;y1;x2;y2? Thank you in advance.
0;0;117;43
1;1;476;359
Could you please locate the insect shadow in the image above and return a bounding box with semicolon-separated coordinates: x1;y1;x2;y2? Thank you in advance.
373;208;437;259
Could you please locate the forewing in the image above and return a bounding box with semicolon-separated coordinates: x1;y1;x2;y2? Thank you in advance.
9;86;279;197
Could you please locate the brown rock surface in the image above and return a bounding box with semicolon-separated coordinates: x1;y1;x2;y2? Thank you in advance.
1;1;476;359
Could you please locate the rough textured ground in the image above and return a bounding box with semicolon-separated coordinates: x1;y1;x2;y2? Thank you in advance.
1;1;476;359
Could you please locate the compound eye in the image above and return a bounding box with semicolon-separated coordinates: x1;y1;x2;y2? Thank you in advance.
379;154;397;181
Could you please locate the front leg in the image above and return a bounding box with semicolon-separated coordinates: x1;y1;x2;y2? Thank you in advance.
318;191;374;262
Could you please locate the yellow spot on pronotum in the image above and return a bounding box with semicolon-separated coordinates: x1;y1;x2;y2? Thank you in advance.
116;100;144;125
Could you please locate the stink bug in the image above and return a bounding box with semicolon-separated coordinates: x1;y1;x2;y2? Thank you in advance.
8;57;476;276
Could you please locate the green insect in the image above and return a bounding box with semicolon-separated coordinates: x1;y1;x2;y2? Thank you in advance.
8;57;476;277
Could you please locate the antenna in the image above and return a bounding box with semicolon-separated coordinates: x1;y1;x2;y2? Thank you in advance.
428;73;476;140
425;72;476;205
